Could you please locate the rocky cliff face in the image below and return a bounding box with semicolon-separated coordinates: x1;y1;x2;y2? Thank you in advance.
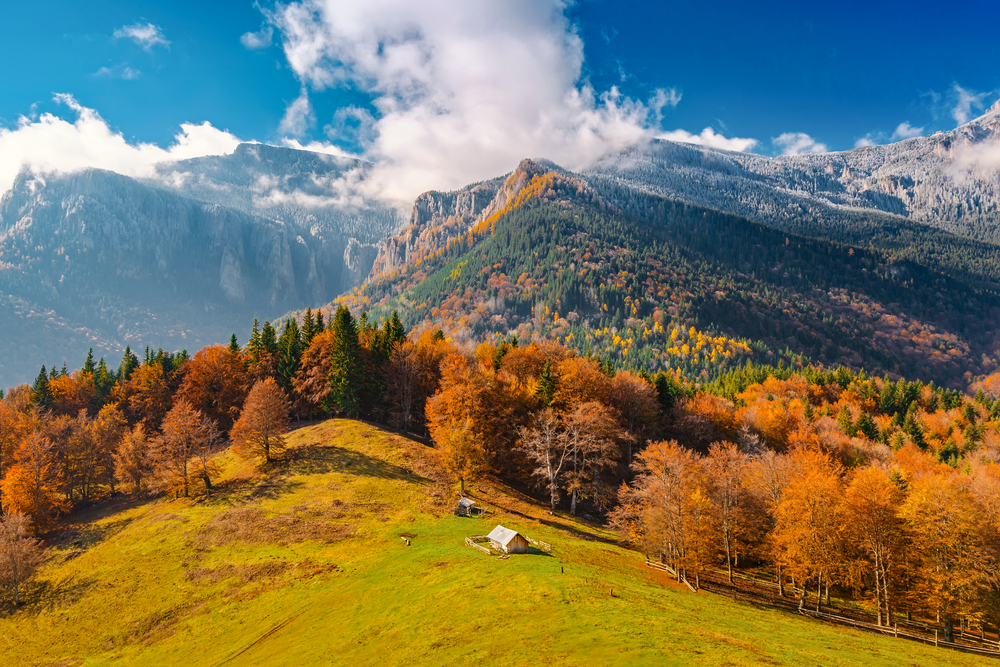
369;158;586;277
0;143;401;388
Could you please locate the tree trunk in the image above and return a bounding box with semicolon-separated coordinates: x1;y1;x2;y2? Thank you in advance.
460;477;465;496
815;578;822;612
570;488;577;515
944;616;955;643
777;566;784;597
725;535;733;584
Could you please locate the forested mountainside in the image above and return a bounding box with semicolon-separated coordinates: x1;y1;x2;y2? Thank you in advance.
0;144;397;389
585;99;1000;244
341;161;1000;388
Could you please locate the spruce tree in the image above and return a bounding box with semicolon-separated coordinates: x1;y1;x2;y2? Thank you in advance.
385;310;406;346
316;310;325;332
31;366;52;409
302;307;316;346
118;346;139;383
327;306;361;416
535;361;557;406
260;321;278;355
95;358;115;397
248;316;262;363
83;348;96;375
228;333;240;354
277;318;302;393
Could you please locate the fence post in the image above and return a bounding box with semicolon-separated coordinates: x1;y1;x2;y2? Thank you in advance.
894;624;897;638
935;630;938;647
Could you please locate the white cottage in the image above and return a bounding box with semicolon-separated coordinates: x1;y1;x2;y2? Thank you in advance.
487;525;529;554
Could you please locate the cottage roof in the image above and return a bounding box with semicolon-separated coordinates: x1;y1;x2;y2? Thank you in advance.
458;498;475;509
487;525;522;547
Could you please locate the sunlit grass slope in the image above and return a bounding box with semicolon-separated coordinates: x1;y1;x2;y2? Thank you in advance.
0;419;987;666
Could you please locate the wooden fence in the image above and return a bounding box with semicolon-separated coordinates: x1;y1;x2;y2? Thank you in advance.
465;536;492;555
643;561;1000;659
527;537;552;552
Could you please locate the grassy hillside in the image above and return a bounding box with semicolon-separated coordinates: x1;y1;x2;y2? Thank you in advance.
0;419;988;666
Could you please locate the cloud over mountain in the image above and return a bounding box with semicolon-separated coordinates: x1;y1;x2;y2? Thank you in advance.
0;95;240;194
262;0;756;204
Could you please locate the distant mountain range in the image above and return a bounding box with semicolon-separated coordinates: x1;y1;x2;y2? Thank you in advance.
2;102;999;389
0;143;397;387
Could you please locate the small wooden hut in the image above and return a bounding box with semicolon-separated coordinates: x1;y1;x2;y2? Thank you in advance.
487;525;529;554
456;498;476;517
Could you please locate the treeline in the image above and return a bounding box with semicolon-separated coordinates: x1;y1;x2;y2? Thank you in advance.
4;306;1000;634
0;306;417;535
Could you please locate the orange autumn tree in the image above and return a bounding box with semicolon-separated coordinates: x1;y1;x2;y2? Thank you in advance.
613;440;706;582
177;344;248;433
231;378;290;465
899;472;981;642
841;465;907;626
773;448;844;611
1;432;65;532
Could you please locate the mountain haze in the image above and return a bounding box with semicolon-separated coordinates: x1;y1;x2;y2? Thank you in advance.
0;144;399;388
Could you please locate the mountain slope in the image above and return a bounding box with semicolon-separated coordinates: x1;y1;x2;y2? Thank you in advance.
0;144;400;388
584;100;1000;248
342;160;1000;387
0;419;985;666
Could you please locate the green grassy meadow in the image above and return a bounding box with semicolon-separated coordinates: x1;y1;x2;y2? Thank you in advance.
0;419;986;666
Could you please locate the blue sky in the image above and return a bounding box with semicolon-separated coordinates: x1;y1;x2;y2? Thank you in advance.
1;0;998;199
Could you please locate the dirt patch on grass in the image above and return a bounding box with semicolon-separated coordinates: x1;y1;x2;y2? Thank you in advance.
195;507;355;547
185;560;293;585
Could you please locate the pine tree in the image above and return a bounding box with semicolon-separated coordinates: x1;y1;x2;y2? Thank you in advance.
316;310;325;331
327;306;361;416
276;319;302;393
95;358;115;397
260;321;278;355
385;310;406;346
248;316;262;363
492;342;508;371
30;366;51;409
83;348;96;375
302;307;316;346
119;345;139;383
535;361;557;406
855;412;879;441
228;333;240;353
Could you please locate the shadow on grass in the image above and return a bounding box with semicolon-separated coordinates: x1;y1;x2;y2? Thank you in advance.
211;444;434;505
0;573;97;619
290;444;430;484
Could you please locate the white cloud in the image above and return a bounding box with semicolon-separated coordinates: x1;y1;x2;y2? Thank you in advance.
648;87;682;122
773;132;828;156
953;141;1000;173
94;64;141;80
952;84;988;125
261;0;755;204
324;105;377;148
241;26;274;50
278;88;315;137
657;127;757;152
854;135;877;148
891;122;923;140
0;94;241;195
114;23;170;51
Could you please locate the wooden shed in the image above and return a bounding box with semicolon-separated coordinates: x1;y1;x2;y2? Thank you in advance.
487;525;529;554
456;498;476;517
